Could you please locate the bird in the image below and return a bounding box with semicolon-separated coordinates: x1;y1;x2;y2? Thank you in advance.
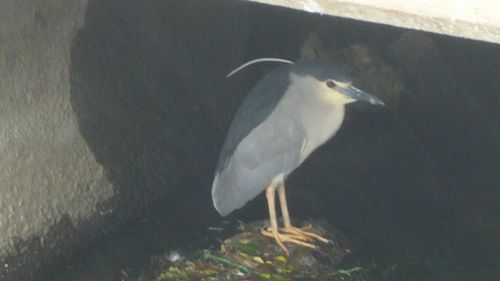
212;58;384;254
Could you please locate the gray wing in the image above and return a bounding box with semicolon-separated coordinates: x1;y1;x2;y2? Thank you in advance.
216;64;292;173
212;114;306;216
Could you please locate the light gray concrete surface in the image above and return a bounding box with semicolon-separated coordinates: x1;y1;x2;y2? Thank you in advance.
0;0;109;255
248;0;500;44
0;0;249;279
0;0;115;274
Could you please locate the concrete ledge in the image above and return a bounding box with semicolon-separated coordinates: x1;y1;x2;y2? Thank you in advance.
248;0;500;44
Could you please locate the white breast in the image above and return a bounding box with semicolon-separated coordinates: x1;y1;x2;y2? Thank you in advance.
286;74;347;162
299;104;345;161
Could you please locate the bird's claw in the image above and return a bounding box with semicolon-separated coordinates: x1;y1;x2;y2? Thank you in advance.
280;225;330;244
261;229;317;255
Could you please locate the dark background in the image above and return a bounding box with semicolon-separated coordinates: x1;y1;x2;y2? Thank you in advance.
52;0;500;280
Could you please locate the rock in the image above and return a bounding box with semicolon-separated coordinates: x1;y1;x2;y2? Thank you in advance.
137;220;369;281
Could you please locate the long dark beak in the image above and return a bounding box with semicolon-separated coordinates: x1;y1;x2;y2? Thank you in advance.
338;85;385;105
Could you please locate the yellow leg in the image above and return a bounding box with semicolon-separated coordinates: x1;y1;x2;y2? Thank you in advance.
261;185;316;255
278;181;292;229
265;185;287;254
278;182;330;244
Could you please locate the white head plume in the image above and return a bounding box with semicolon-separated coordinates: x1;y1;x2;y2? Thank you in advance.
226;57;294;78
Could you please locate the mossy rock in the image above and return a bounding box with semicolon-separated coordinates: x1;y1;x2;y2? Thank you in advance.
139;220;370;281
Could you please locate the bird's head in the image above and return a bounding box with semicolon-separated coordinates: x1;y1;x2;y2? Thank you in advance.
291;60;385;106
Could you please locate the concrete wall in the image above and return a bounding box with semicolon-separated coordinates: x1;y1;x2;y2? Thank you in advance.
249;0;500;44
0;0;113;278
0;0;248;279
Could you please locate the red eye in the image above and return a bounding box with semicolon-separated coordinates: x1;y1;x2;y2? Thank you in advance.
326;80;336;88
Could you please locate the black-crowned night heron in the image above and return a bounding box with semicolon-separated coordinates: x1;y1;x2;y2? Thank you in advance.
212;58;384;254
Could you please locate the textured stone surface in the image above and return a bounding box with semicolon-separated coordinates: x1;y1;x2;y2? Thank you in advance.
0;0;115;274
0;0;249;279
0;0;118;279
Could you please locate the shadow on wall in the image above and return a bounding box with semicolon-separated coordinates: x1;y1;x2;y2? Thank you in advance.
68;0;255;247
69;0;499;279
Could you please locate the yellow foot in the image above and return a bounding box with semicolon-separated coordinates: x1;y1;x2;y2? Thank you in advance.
281;224;330;244
261;229;316;255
